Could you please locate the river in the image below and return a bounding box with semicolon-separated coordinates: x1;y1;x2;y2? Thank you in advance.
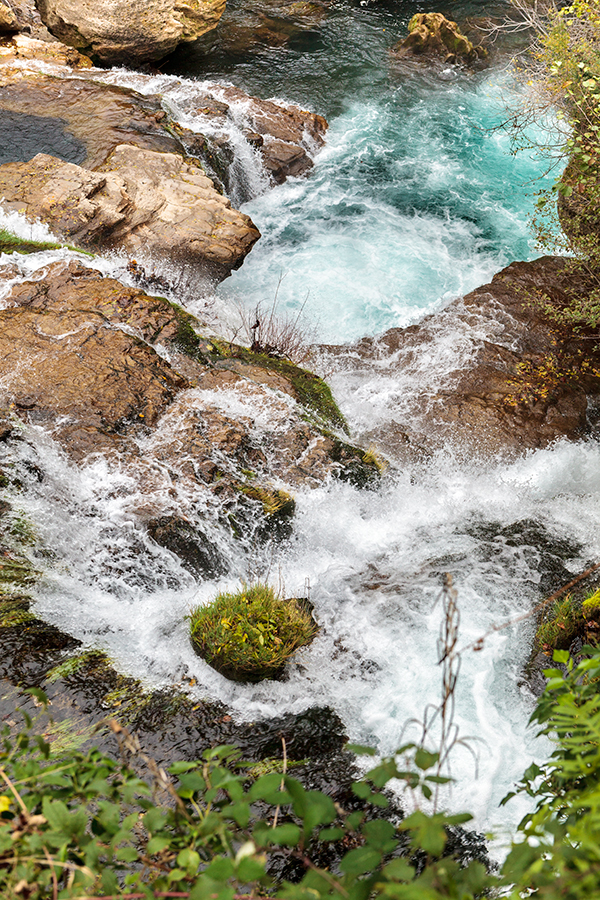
1;0;593;841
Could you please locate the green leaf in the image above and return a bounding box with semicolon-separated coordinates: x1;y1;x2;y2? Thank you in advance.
178;848;201;875
204;857;235;880
318;826;345;841
237;855;266;882
248;772;285;801
382;858;415;881
414;748;438;771
116;847;139;863
346;744;377;756
146;835;171;855
340;847;382;876
267;823;302;845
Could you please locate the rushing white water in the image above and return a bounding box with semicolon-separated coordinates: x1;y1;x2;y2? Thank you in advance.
0;0;587;843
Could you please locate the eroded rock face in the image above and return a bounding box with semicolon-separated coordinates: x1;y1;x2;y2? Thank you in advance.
392;12;486;66
321;257;600;458
36;0;226;64
209;85;328;184
0;2;18;33
0;145;260;278
0;261;377;558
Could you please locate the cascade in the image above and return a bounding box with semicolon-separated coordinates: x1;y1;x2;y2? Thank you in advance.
0;0;591;843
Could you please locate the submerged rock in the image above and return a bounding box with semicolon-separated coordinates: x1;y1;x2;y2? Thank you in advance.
146;514;226;578
36;0;226;64
181;0;333;58
392;12;486;67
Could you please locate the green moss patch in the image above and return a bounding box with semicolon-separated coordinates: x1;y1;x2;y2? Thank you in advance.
0;597;35;628
189;583;317;683
208;340;347;432
0;555;38;594
0;228;91;257
236;483;295;519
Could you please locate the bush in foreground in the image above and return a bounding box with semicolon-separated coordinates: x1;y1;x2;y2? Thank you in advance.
188;583;317;682
3;646;600;897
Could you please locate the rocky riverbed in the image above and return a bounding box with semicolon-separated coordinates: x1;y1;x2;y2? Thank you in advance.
0;0;597;840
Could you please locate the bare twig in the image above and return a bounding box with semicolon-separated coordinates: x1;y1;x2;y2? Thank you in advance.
461;559;600;655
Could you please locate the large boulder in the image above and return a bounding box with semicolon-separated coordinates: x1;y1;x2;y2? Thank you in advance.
0;76;178;167
0;145;260;279
35;0;226;64
321;256;600;458
0;260;378;547
392;12;486;66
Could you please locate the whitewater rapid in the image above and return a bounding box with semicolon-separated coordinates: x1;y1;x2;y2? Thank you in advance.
0;0;583;842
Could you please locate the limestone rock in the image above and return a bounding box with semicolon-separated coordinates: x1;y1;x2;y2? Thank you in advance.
0;263;189;458
392;12;486;66
0;261;376;555
0;0;55;38
36;0;226;64
0;2;18;33
0;76;185;168
0;145;260;279
0;33;93;65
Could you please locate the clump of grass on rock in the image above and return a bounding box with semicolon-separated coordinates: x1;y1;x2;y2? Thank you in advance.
189;583;317;683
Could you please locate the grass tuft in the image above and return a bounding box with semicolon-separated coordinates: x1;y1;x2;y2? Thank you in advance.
535;594;584;654
189;583;317;683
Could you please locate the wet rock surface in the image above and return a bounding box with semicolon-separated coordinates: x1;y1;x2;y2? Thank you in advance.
321;256;600;458
0;146;260;277
36;0;226;64
204;84;328;184
392;12;486;67
0;261;379;551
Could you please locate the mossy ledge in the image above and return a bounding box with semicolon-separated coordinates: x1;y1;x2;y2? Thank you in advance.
195;338;348;433
0;228;92;257
189;583;318;683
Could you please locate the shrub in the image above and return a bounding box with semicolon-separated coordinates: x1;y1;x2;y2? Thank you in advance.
534;594;584;653
188;583;317;682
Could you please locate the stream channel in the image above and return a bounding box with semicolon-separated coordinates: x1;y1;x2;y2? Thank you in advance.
1;0;597;845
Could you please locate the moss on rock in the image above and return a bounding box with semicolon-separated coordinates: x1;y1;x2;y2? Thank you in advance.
208;340;347;432
189;583;317;683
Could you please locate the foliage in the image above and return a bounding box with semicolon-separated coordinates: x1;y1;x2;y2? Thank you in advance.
0;699;493;900
188;583;317;682
501;646;600;898
534;594;584;654
509;0;600;329
8;646;600;897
